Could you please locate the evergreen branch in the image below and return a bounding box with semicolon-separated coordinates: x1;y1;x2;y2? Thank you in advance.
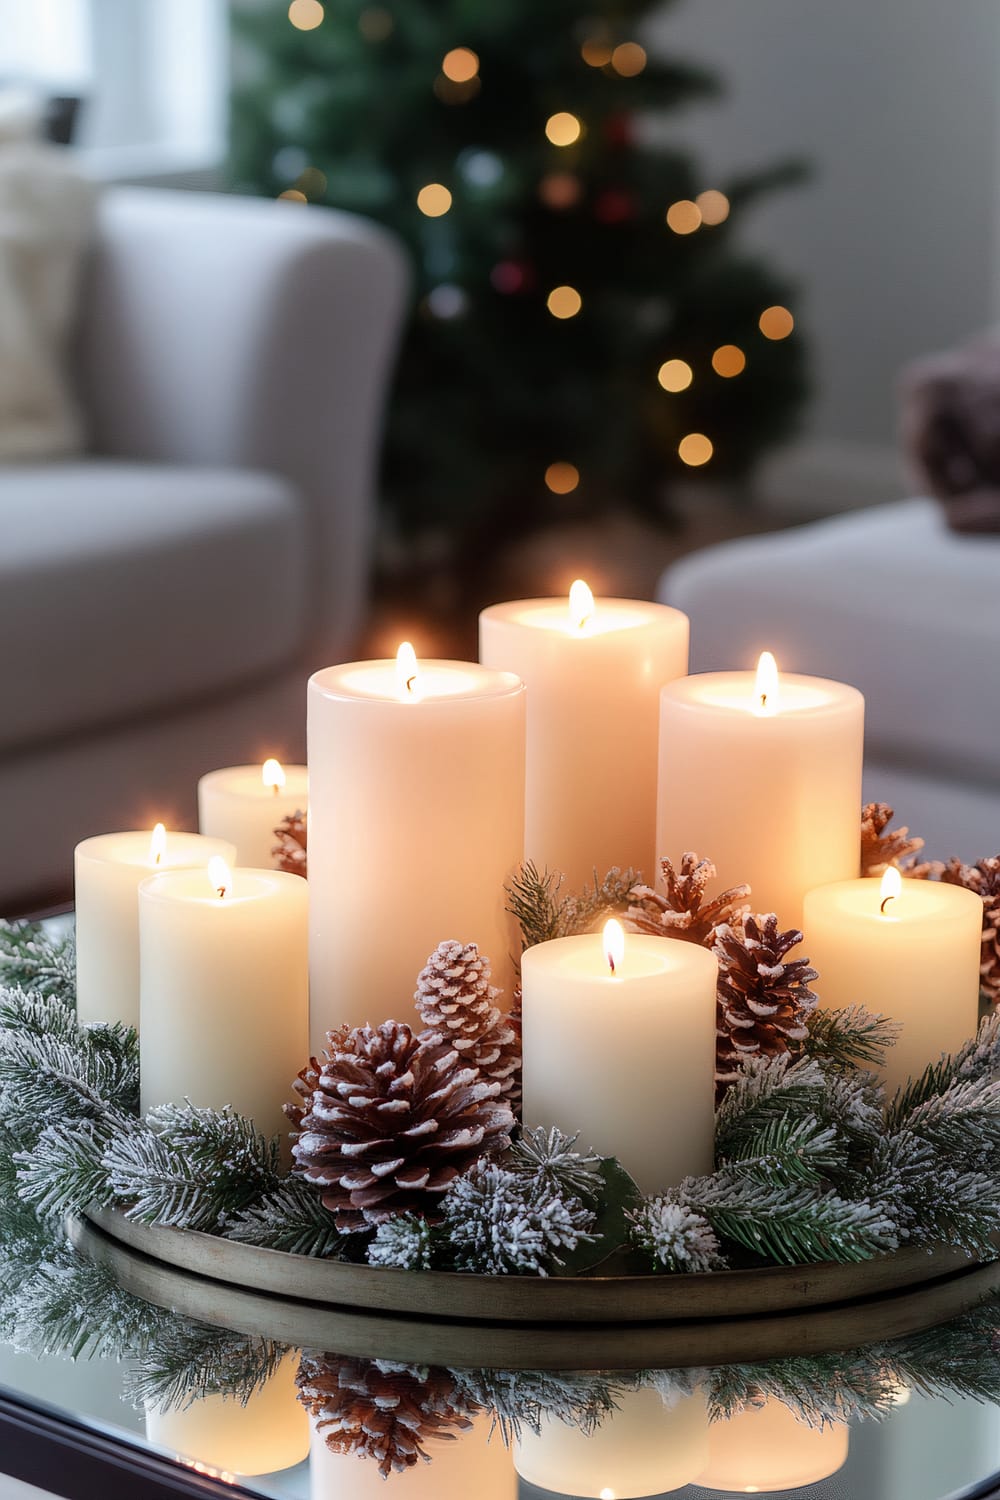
719;1113;841;1188
0;1030;137;1129
15;1116;122;1220
706;1353;898;1427
558;867;639;937
504;862;566;950
805;1005;901;1071
886;1013;1000;1127
0;922;76;1004
0;986;81;1045
453;1369;627;1445
714;1055;827;1157
226;1178;348;1258
126;1327;290;1413
7;1246;173;1362
899;1078;1000;1161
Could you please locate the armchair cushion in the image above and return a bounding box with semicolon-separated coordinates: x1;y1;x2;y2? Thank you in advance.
0;460;307;755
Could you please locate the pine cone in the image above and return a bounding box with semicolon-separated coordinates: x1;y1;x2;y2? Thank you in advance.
714;914;819;1097
293;1021;514;1230
860;802;938;879
297;1354;478;1477
415;941;521;1106
625;853;750;946
940;856;1000;1007
273;809;307;877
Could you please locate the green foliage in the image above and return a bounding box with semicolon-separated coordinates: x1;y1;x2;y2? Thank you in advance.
505;862;636;952
805;1004;901;1072
0;921;76;1004
126;1326;289;1414
227;1178;348;1258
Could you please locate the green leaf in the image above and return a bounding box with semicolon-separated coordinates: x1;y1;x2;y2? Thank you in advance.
554;1158;639;1276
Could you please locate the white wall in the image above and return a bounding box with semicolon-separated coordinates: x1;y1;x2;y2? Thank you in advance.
645;0;1000;444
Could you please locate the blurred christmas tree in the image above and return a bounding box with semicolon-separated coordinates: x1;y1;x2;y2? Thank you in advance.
230;0;808;564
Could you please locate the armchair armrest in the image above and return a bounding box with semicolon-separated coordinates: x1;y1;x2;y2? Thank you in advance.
79;188;409;659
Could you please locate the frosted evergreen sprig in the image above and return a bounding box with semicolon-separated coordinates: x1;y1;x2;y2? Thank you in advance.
507;1126;605;1202
627;1197;725;1273
227;1177;348;1259
0;922;76;1004
886;1012;1000;1126
804;1004;901;1072
442;1160;597;1276
367;1213;436;1270
504;862;636;951
453;1368;626;1443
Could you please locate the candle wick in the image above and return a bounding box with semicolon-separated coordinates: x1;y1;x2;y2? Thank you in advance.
880;893;895;914
216;886;226;900
608;955;616;976
272;782;279;797
759;692;767;710
406;674;417;694
155;852;161;866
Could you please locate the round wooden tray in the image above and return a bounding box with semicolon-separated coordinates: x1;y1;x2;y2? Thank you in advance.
69;1209;1000;1371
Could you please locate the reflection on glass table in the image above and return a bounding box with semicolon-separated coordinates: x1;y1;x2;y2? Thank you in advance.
0;1211;998;1500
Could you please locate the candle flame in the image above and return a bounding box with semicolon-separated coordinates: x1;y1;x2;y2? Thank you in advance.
880;865;902;913
568;578;595;630
600;1491;616;1500
395;641;422;700
207;856;232;900
603;918;625;976
754;650;780;715
262;757;285;793
149;822;167;866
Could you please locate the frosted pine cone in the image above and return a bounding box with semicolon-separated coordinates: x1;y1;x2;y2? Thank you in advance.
273;809;307;877
940;856;1000;1006
297;1354;478;1477
292;1021;513;1230
714;914;819;1097
860;802;938;879
415;941;521;1106
625;853;750;947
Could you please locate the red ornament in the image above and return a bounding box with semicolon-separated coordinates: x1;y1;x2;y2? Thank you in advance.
604;113;633;148
595;188;636;224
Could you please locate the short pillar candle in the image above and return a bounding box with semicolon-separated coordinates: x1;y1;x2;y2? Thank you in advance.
307;648;525;1046
198;760;308;868
139;860;308;1138
520;921;717;1193
480;584;689;888
657;656;864;931
74;826;236;1030
803;869;984;1095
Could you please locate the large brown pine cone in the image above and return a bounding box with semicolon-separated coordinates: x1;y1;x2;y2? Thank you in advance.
625;853;750;947
293;1021;514;1230
860;802;938;879
415;941;521;1106
940;855;1000;1007
273;809;307;877
297;1354;478;1477
714;914;819;1096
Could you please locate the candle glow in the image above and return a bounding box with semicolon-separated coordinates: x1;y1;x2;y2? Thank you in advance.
880;866;902;913
603;918;625;976
754;651;780;715
149;822;167;866
395;641;422;700
262;757;285;793
568;578;595;630
207;857;232;900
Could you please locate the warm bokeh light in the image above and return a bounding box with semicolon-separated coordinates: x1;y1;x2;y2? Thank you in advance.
296;166;327;197
755;651;779;714
207;857;233;900
545;112;582;147
603;918;625;975
358;6;393;41
696;189;730;225
568;578;595;627
442;47;479;82
539;171;582;209
611;42;647;76
149;823;167;865
288;0;324;30
545;462;580;495
277;189;307;203
395;641;421;699
262;758;286;791
712;344;746;377
759;304;794;340
581;38;613;67
880;866;902;911
678;432;713;466
666;199;702;234
547;284;582;319
657;358;693;392
417;182;452;216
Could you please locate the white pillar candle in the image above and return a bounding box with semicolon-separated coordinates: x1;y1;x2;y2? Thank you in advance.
480;585;689;888
145;1350;308;1478
657;655;865;931
308;1410;516;1500
521;921;717;1192
74;826;236;1030
139;860;308;1137
803;870;983;1095
307;648;524;1046
698;1397;849;1492
198;759;309;868
514;1389;710;1499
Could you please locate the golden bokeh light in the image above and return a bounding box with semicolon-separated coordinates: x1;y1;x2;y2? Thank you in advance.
358;6;393;41
678;432;713;466
712;344;746;377
545;112;583;147
442;47;479;82
611;42;647;76
545;462;580;494
759;305;795;340
417;183;453;217
539;171;582;209
277;188;308;203
657;358;693;392
547;285;583;319
581;38;613;67
696;189;730;225
296;166;327;197
666;199;702;235
288;0;324;30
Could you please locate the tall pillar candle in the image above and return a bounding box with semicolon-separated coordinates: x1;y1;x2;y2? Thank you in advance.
699;1398;849;1492
657;657;864;931
308;1410;516;1500
75;826;236;1029
198;760;309;868
521;922;717;1191
803;870;983;1095
514;1388;710;1499
139;861;308;1138
308;650;524;1046
480;584;689;888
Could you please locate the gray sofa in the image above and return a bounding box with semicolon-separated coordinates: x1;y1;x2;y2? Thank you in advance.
1;188;408;910
660;498;1000;866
